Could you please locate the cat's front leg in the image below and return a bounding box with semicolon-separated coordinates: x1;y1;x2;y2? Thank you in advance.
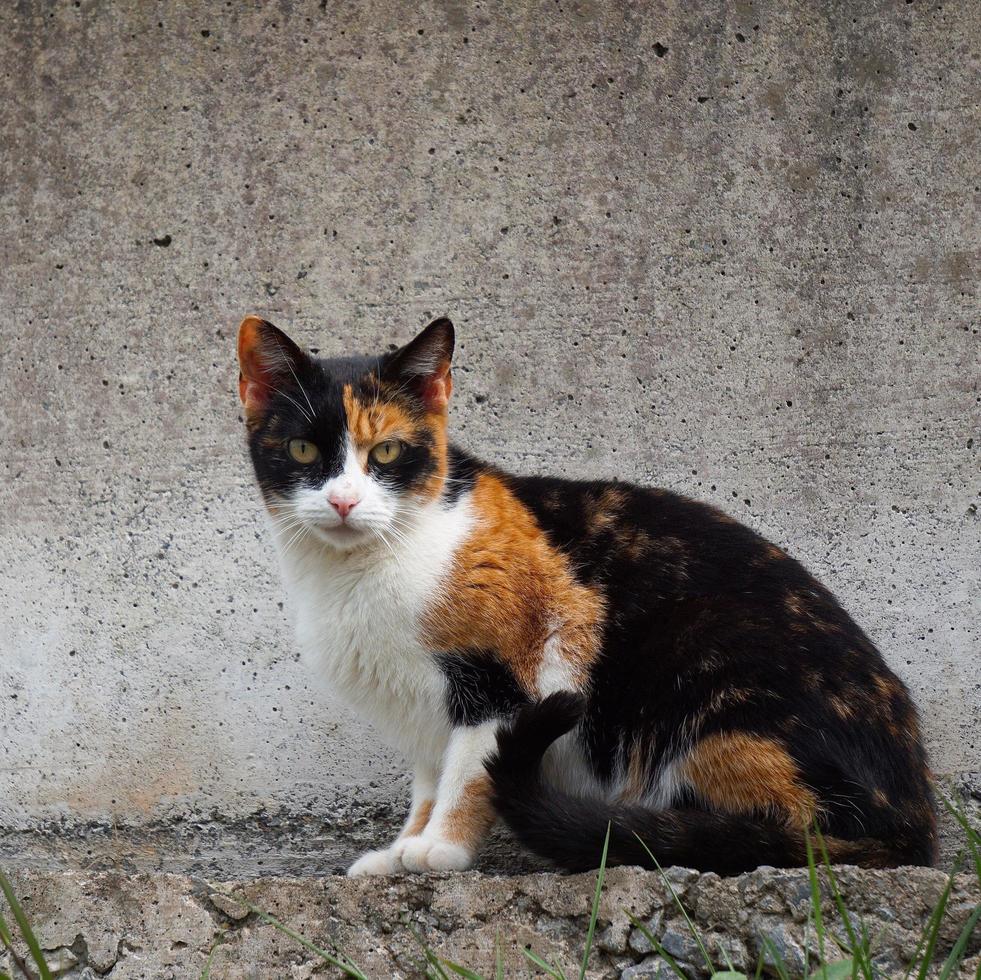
347;766;437;876
397;721;499;873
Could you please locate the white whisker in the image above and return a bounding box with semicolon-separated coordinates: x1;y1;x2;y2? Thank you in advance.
269;335;317;421
254;379;313;423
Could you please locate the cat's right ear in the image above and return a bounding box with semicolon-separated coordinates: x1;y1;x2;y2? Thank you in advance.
237;315;309;418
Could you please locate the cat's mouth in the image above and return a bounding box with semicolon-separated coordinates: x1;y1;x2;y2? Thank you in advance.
309;520;375;549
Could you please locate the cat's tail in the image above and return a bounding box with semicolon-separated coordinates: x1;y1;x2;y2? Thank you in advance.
485;692;904;875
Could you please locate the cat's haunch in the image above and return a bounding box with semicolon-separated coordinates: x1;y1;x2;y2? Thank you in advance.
238;314;937;876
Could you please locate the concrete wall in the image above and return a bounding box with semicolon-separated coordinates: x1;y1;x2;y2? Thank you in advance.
1;0;977;854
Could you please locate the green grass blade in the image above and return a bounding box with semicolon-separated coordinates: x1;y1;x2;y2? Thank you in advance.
578;822;611;980
217;891;367;980
494;934;504;980
627;913;689;980
521;946;567;980
632;833;715;973
0;907;36;980
813;829;873;980
809;960;857;980
406;926;451;980
802;897;813;979
710;972;749;978
1;971;14;980
937;901;981;980
804;831;835;972
939;794;981;887
199;939;221;980
759;935;792;980
907;858;961;980
423;950;451;980
0;913;17;967
901;870;945;980
439;957;486;980
0;869;52;980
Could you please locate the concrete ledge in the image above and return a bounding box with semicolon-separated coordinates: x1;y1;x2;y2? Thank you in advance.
3;771;977;882
3;866;979;979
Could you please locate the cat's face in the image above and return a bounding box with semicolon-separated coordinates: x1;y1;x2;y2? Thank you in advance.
237;315;454;552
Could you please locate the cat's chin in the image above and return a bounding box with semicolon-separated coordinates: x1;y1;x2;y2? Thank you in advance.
308;521;379;553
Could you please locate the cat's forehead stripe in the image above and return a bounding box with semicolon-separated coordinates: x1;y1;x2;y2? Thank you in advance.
341;382;419;447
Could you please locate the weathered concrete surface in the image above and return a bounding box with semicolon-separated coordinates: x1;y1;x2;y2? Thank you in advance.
2;866;979;979
0;0;978;869
1;775;978;881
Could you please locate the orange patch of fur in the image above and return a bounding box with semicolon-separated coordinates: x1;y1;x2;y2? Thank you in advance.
423;472;605;692
828;693;856;721
342;383;448;500
586;487;626;535
681;732;818;829
618;740;650;803
342;382;413;453
784;591;808;619
620;528;654;561
404;799;435;837
873;673;901;700
443;775;496;847
237;315;277;427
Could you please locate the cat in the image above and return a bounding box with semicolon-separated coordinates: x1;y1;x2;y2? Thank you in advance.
237;313;937;876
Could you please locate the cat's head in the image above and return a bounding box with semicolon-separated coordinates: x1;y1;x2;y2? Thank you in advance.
237;315;455;552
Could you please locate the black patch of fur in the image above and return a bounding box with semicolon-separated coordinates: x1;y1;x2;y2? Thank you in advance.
247;346;446;504
436;650;530;726
447;451;938;871
442;444;481;506
487;695;911;874
247;357;359;499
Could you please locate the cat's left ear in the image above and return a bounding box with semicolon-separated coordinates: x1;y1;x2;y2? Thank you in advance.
384;317;455;413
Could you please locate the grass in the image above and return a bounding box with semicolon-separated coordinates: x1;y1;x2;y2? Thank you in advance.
2;798;979;979
0;869;51;980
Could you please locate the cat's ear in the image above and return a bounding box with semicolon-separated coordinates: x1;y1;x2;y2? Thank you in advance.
237;315;311;417
383;317;455;413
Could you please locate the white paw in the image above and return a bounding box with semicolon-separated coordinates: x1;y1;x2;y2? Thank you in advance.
346;847;400;877
389;836;413;866
398;834;474;872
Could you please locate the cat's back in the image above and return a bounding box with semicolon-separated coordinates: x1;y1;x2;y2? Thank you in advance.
499;467;802;598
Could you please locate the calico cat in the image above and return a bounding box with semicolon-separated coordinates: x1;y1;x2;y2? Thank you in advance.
237;314;937;876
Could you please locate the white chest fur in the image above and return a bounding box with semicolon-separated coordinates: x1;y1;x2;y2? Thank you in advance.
272;497;476;768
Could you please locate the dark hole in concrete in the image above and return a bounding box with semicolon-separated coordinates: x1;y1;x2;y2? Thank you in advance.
151;234;172;247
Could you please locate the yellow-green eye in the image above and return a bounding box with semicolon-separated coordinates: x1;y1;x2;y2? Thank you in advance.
287;439;320;464
370;440;403;465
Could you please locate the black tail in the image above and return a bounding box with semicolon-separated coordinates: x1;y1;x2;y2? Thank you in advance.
485;693;902;875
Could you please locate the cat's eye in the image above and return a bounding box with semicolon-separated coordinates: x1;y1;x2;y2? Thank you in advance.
369;440;403;465
287;439;320;464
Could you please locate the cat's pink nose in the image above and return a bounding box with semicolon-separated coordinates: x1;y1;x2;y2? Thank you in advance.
329;496;359;520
